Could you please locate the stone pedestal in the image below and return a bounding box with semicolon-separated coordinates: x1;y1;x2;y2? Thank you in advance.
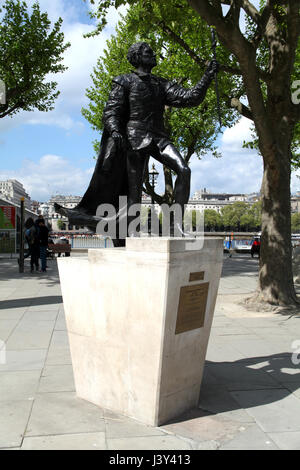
58;237;223;426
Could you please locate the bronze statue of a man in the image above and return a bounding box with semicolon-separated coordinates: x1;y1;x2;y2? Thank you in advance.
55;42;219;237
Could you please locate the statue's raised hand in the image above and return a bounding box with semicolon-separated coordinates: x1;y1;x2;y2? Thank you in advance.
206;59;220;79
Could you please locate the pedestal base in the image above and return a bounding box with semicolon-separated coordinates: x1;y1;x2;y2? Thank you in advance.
58;237;223;426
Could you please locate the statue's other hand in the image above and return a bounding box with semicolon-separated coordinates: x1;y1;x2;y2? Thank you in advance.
111;131;124;149
206;59;220;78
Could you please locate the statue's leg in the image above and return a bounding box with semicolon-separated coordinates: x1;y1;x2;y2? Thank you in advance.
126;150;148;236
152;143;191;212
150;143;191;236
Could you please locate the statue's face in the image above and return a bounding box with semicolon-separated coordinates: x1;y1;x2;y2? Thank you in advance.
140;44;157;68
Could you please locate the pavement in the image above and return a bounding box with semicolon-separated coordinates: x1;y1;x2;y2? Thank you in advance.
0;252;300;450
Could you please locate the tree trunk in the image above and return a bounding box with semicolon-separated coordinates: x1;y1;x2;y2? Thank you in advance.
257;145;298;306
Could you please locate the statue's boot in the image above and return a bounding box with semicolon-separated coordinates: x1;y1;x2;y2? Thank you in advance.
54;203;100;229
54;203;129;239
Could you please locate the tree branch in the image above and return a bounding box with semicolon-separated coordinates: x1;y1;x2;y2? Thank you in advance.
251;4;272;49
224;1;241;25
188;0;253;59
229;97;254;120
0;101;24;119
159;19;243;76
239;0;261;24
158;20;205;68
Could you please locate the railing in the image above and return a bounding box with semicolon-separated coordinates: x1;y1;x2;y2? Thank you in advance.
50;235;113;249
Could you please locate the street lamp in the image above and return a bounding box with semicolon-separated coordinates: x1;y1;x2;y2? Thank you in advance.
149;163;159;204
148;163;159;234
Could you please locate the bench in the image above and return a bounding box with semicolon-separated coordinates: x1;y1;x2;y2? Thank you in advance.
48;243;71;258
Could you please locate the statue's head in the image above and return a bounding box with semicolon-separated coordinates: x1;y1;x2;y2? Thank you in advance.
127;42;157;69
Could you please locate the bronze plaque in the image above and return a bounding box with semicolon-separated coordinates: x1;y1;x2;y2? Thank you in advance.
175;282;209;334
189;271;205;282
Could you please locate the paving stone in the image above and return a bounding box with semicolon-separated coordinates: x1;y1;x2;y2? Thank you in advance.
0;349;47;372
206;361;280;390
5;320;55;350
267;431;300;450
22;310;59;322
227;337;292;359
231;389;300;433
45;347;72;366
0;400;33;448
219;424;279;450
0;308;26;321
38;365;75;393
283;382;300;398
199;384;255;423
206;338;247;362
26;392;105;436
0;370;41;401
21;432;106;450
54;311;67;331
49;330;70;349
0;319;19;342
161;408;246;444
104;409;166;438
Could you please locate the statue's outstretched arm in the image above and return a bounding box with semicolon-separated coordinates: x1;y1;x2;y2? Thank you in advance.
164;60;219;108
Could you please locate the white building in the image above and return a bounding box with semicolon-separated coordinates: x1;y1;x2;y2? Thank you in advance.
49;195;82;218
0;179;31;210
45;195;87;232
141;193;234;214
191;188;247;202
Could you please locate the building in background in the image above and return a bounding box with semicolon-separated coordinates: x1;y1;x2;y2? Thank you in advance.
45;195;86;232
30;200;40;214
190;188;247;202
291;192;300;214
0;179;31;210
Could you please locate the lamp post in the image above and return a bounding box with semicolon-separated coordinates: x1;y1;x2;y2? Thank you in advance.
148;163;159;234
149;163;159;204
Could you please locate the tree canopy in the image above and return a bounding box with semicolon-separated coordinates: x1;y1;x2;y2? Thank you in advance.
0;0;70;119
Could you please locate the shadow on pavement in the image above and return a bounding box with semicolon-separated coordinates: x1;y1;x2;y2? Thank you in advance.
221;254;259;278
0;295;63;310
165;353;300;425
0;259;60;287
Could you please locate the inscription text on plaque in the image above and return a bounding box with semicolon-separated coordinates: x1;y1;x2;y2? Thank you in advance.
175;282;209;334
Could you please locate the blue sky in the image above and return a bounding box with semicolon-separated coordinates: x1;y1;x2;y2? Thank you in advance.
0;0;299;201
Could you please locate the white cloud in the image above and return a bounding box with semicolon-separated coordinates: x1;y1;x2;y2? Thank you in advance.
222;117;254;149
0;155;95;202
